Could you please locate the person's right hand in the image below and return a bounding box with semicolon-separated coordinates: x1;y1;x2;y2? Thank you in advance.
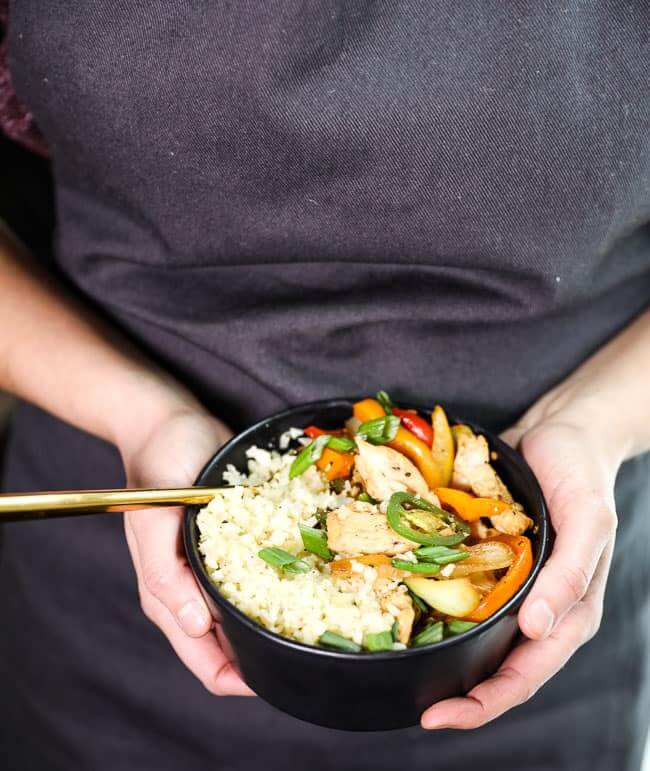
120;407;254;697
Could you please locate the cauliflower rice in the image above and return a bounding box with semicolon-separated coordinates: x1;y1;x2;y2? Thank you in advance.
196;440;400;646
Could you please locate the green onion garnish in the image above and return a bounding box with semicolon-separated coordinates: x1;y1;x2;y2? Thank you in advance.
446;620;478;636
365;630;394;652
376;390;395;414
412;621;444;647
357;492;377;504
387;492;469;547
407;587;429;614
357;415;400;445
391;558;441;575
318;631;362;652
391;620;400;642
289;435;330;480
298;523;333;560
414;546;470;565
326;436;356;453
258;547;310;574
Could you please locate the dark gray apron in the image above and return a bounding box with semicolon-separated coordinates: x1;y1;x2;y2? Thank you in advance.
2;2;649;769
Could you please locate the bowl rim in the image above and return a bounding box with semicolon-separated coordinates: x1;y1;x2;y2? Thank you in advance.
183;398;551;661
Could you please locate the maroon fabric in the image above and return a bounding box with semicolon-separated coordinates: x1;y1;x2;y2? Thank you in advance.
0;1;48;156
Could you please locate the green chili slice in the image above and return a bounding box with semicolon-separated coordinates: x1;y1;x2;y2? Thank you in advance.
414;546;470;565
357;415;400;445
391;558;441;575
365;630;394;652
446;620;478;636
391;620;400;642
258;547;311;574
386;492;469;547
318;631;362;652
298;523;333;560
412;621;444;647
376;390;395;414
289;435;330;479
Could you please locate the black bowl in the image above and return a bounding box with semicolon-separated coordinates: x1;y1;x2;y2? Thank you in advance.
183;399;551;731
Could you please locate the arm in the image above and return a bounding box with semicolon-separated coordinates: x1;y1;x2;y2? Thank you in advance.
422;307;650;729
0;222;251;696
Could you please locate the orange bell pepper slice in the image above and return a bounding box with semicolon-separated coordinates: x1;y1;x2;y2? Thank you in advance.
353;398;444;489
463;534;533;622
435;487;511;522
316;447;355;481
330;554;405;580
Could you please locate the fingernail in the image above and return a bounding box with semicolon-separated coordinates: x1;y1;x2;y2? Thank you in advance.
526;599;555;639
178;600;210;636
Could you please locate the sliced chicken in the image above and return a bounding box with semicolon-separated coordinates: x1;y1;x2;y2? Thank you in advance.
355;438;440;505
490;504;532;536
380;587;415;644
452;432;533;536
326;501;418;555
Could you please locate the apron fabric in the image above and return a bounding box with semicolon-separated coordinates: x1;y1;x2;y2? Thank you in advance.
2;2;650;769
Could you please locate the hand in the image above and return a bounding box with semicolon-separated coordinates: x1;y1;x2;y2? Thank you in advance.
121;407;254;697
421;403;620;729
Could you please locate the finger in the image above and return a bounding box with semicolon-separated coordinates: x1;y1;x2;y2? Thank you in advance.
500;425;526;449
126;518;253;696
146;600;254;697
126;507;212;638
422;543;611;730
518;487;614;640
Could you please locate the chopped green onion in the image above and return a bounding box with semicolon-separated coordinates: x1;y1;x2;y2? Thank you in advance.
415;546;470;565
357;415;400;445
357;492;377;504
283;560;312;574
446;620;478;636
391;558;441;575
407;587;429;613
391;620;400;642
326;436;356;453
298;523;333;560
365;630;394;652
258;547;310;574
387;492;469;547
318;631;362;652
376;390;395;414
412;621;444;647
289;435;330;479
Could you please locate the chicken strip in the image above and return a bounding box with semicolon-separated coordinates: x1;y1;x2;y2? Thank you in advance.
326;501;418;555
355;438;440;505
452;432;533;536
380;587;415;645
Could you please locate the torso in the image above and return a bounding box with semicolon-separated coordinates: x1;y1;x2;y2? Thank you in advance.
1;2;649;769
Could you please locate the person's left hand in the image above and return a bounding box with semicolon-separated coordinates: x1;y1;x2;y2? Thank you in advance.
421;403;620;730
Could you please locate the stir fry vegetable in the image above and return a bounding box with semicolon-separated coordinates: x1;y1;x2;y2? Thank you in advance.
280;392;534;652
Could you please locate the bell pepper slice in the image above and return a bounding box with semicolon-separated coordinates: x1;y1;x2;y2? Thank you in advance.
353;399;443;489
316;448;355;481
435;487;511;522
463;534;533;622
392;408;433;447
330;553;404;580
304;425;345;438
431;405;454;487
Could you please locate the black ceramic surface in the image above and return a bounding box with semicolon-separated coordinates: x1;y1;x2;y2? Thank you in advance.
183;399;551;731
